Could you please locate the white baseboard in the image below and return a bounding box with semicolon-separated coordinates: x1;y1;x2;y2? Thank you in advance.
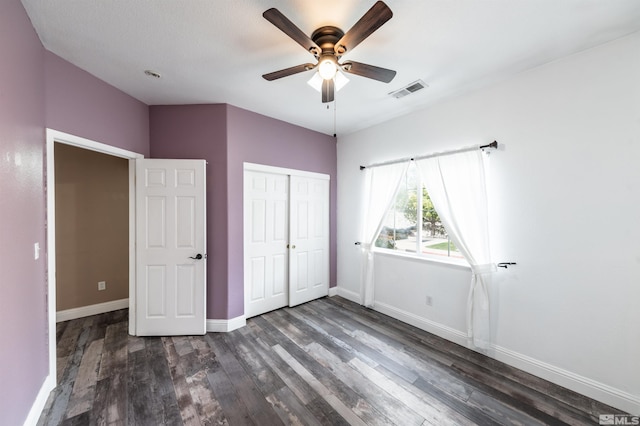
56;298;129;323
336;286;361;304
23;374;55;426
207;315;246;332
373;300;469;347
328;286;339;297
491;344;640;415
372;300;640;415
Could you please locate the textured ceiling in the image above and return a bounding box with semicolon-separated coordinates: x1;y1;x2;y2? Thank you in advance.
21;0;640;136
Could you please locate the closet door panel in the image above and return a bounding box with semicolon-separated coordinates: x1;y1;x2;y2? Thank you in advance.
244;171;289;317
289;175;329;307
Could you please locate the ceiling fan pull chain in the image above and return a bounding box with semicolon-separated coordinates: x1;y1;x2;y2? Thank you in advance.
333;99;337;137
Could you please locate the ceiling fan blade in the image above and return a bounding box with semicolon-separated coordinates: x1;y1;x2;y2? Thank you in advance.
341;61;396;83
262;63;316;81
334;1;392;55
263;8;321;56
322;79;335;103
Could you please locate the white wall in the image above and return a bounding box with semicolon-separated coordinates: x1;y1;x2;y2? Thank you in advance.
337;32;640;414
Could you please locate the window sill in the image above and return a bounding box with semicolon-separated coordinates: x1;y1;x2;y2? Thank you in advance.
373;248;471;271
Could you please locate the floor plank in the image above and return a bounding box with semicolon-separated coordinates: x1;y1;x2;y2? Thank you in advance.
38;298;625;425
65;338;103;418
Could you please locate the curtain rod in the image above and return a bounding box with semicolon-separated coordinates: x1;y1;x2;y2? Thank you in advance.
359;141;498;170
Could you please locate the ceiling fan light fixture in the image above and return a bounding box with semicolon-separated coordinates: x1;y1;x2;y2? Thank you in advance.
318;57;338;80
307;72;323;91
308;70;349;93
334;70;350;91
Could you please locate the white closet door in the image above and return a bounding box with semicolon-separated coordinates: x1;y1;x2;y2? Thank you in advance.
244;165;330;318
288;175;330;306
244;171;289;318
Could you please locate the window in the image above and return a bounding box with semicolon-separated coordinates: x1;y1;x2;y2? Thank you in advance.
375;162;463;260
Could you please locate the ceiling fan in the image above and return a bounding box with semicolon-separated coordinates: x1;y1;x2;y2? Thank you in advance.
262;1;397;103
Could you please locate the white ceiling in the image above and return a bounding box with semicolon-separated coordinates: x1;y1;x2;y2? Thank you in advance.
21;0;640;136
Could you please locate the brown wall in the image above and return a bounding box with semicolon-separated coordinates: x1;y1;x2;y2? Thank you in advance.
55;143;129;311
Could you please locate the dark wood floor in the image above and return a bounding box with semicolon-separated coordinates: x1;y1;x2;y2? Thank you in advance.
38;296;618;425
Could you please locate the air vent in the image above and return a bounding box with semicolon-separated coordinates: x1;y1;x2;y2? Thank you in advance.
389;80;428;99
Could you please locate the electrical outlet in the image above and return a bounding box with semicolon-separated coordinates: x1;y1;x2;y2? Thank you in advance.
98;281;106;291
425;296;433;306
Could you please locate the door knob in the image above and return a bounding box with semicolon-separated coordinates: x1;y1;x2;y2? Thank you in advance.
189;254;203;260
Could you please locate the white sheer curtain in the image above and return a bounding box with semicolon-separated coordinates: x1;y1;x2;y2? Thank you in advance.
416;149;494;349
360;161;409;307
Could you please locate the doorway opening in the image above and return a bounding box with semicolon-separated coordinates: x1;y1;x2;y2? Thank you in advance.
54;143;129;320
46;129;143;385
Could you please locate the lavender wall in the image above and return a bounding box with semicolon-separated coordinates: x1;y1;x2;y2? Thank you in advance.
45;52;150;155
226;105;337;318
0;1;47;425
0;4;151;422
149;104;228;319
149;104;337;320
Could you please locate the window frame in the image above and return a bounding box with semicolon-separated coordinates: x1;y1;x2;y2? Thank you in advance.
372;162;469;267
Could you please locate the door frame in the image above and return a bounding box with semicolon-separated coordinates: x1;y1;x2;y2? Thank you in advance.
243;162;330;317
45;129;143;384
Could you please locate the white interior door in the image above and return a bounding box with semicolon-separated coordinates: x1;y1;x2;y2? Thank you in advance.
244;170;289;318
136;159;206;336
289;175;330;306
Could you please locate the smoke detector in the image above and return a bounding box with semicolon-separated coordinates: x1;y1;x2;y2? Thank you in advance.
144;70;161;79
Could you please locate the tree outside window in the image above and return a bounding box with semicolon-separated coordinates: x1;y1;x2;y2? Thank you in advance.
375;163;461;259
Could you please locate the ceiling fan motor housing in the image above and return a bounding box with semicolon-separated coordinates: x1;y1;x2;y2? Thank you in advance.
311;26;345;56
